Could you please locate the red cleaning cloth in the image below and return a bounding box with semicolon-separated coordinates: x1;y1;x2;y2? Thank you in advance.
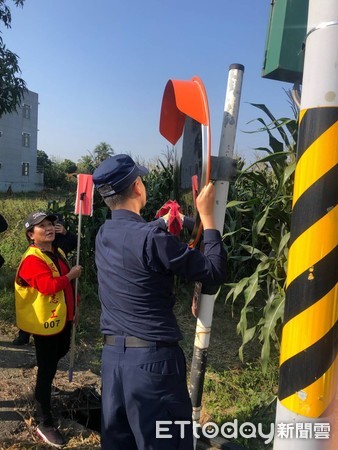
155;200;183;236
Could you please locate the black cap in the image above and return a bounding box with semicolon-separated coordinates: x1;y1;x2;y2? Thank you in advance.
24;211;57;231
93;154;149;198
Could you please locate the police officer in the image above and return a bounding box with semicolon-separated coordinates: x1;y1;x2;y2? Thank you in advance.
93;154;227;450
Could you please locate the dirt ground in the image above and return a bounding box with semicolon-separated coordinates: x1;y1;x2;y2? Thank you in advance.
2;309;336;450
0;323;102;450
0;290;254;449
0;322;229;450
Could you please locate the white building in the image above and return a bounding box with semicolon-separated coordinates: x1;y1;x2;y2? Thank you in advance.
0;90;43;192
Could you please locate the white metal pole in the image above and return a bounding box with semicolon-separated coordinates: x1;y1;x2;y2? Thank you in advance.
214;64;245;231
68;194;83;382
273;1;338;448
189;64;244;440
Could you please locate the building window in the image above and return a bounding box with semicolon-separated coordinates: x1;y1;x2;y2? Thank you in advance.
22;104;31;119
22;162;30;176
0;162;2;169
22;132;30;147
0;131;3;137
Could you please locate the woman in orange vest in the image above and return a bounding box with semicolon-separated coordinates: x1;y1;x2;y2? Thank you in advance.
15;211;82;448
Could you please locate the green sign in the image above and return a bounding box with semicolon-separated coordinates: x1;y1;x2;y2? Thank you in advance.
262;0;309;83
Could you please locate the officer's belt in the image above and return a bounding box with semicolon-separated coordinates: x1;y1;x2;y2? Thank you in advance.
103;335;179;348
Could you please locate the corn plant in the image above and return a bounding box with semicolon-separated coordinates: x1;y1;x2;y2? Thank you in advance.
142;148;175;221
224;103;298;370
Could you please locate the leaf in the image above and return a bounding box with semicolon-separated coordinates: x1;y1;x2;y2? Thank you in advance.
241;244;267;259
238;326;256;361
254;146;273;154
282;160;296;187
256;206;270;236
250;103;278;123
244;151;291;177
244;272;259;305
283;118;298;138
259;292;285;372
228;255;252;262
226;200;249;208
250;103;290;147
241;171;269;188
232;277;250;303
268;135;284;154
223;227;249;238
277;232;290;258
255;259;271;273
225;286;235;302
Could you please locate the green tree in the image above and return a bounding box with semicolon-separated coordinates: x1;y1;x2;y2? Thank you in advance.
77;142;114;173
37;155;72;190
60;158;77;174
92;142;114;164
37;149;52;170
0;0;27;117
77;154;95;174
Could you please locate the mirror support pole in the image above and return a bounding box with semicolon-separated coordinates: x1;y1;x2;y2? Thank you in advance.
189;64;244;447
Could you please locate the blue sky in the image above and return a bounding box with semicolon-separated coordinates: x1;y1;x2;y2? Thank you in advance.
3;0;293;164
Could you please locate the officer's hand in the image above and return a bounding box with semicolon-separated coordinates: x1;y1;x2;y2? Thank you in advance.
196;182;216;230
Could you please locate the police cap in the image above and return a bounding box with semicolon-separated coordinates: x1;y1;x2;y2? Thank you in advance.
93;154;149;198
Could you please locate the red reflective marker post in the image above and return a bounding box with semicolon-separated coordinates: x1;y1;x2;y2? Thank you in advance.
69;174;94;382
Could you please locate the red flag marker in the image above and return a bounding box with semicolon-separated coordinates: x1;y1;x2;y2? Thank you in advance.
69;174;94;382
75;174;94;216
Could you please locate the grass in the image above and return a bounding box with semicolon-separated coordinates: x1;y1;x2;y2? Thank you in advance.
0;194;279;449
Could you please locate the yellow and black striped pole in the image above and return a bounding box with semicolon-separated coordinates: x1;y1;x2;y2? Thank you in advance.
273;0;338;449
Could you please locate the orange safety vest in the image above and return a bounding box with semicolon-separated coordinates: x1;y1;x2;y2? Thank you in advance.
15;246;67;336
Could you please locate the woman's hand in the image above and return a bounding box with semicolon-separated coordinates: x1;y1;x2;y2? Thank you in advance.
66;265;82;281
54;223;67;235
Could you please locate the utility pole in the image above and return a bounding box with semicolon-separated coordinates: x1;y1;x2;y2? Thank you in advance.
273;0;338;448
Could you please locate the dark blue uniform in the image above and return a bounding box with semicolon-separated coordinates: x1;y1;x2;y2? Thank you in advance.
95;209;227;450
